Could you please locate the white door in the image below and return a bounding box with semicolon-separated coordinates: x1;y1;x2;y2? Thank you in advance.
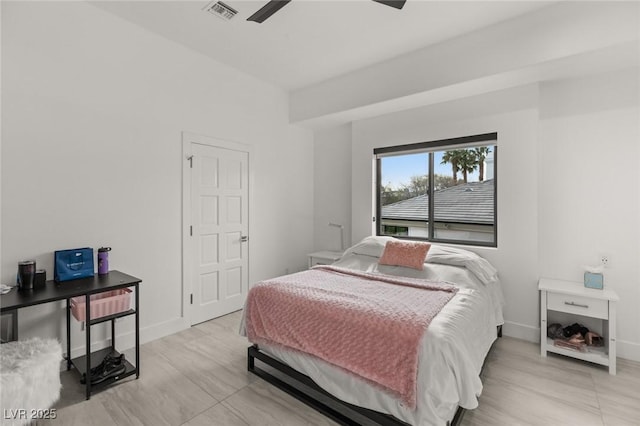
189;142;249;325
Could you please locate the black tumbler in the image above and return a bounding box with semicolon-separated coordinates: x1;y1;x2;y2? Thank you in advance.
17;260;36;291
34;269;47;289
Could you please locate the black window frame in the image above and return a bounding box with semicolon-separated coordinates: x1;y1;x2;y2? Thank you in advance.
374;132;498;248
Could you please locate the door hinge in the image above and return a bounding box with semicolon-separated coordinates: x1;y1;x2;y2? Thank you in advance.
190;225;193;236
190;294;193;305
187;155;193;168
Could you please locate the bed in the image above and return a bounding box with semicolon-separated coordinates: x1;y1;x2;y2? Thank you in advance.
240;236;504;426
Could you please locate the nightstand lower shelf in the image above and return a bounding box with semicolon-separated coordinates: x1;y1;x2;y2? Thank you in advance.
543;337;610;367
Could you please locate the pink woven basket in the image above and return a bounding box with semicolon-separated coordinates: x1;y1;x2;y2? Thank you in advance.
70;288;132;321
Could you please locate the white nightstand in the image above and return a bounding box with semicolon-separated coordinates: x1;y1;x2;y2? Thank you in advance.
308;251;343;268
539;277;619;375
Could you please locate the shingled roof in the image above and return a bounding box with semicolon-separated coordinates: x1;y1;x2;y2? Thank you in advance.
381;179;494;225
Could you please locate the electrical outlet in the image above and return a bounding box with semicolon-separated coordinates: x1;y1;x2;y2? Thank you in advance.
600;255;610;267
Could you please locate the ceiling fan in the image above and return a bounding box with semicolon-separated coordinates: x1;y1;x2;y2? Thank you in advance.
247;0;407;23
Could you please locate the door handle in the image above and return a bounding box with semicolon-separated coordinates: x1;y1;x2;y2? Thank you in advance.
240;236;249;242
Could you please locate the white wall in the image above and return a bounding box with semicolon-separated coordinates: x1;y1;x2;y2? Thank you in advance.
315;68;640;361
1;2;314;354
538;69;640;360
313;124;352;252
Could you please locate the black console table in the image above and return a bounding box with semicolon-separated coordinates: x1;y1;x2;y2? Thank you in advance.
0;271;141;399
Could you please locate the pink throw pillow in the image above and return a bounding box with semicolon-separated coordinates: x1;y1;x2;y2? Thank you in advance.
379;240;431;270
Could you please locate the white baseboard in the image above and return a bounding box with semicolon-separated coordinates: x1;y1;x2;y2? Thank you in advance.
502;320;539;343
138;316;190;346
618;340;640;363
68;316;189;359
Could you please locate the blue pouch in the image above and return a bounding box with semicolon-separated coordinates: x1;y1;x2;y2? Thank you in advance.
584;272;604;290
54;248;94;282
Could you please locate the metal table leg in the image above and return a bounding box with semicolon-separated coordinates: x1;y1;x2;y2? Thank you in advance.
135;283;140;379
66;299;71;370
85;293;91;400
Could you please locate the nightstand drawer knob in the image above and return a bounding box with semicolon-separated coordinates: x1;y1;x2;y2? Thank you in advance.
564;301;589;309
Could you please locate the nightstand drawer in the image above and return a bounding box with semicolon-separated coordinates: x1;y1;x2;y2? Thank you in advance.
547;292;608;319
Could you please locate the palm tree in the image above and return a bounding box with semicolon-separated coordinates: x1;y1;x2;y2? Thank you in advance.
457;150;477;183
473;147;491;181
441;150;463;184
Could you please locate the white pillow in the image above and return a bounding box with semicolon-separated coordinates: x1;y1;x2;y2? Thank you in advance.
426;245;498;285
342;236;396;258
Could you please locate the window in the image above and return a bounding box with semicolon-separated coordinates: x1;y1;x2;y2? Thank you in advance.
381;225;409;236
375;133;497;247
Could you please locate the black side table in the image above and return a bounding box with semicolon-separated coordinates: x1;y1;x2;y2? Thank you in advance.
1;271;141;399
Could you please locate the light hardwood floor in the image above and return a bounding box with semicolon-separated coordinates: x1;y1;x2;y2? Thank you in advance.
51;311;640;426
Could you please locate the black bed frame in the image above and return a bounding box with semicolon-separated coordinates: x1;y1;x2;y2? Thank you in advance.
247;325;502;426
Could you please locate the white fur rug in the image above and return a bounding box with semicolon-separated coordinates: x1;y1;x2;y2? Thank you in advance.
1;338;62;426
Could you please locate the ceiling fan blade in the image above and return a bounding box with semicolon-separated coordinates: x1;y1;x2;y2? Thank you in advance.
372;0;407;10
247;0;292;23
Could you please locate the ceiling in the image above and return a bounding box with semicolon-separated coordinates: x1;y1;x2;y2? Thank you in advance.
93;1;555;91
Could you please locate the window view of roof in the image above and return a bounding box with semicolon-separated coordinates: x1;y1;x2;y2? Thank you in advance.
381;179;494;225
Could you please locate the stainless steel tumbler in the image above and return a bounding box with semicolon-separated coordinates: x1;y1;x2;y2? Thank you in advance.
17;260;36;291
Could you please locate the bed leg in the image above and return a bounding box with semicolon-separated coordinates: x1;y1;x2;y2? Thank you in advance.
497;325;503;338
450;406;465;426
248;345;256;371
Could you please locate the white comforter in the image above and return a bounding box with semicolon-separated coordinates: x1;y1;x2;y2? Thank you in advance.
241;239;504;426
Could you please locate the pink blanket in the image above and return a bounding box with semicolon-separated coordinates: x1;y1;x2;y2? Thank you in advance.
245;266;458;408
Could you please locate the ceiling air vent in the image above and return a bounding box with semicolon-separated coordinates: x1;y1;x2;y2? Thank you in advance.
203;1;238;21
